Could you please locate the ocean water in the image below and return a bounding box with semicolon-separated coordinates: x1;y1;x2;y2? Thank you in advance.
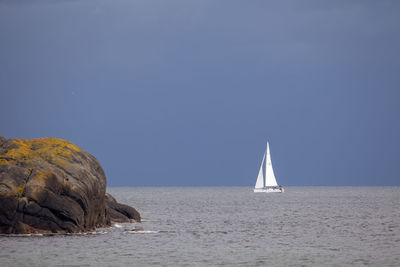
1;187;399;266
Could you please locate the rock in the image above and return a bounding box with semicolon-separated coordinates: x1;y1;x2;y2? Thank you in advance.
0;137;140;234
105;193;141;223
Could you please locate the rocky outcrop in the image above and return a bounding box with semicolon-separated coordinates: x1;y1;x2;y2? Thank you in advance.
105;193;141;223
0;136;140;234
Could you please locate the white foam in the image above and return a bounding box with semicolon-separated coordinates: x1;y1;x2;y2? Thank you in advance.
124;230;159;234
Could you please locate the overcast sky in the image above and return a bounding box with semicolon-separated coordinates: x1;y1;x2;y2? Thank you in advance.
1;0;399;186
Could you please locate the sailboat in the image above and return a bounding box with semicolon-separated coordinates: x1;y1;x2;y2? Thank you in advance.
254;142;284;193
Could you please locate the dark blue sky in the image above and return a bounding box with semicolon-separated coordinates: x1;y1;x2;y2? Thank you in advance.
1;1;399;186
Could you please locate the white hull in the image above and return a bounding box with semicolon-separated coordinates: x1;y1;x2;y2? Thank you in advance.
254;187;284;193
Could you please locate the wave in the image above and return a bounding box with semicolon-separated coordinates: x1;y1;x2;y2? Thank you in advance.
124;230;159;234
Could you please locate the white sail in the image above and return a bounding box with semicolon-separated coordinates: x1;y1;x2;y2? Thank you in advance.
265;142;278;187
254;152;265;189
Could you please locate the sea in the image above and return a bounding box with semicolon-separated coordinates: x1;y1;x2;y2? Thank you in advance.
1;187;399;266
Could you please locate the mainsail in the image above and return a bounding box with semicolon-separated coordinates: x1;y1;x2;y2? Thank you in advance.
265;142;278;187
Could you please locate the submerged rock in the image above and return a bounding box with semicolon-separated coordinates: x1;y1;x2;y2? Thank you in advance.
0;136;140;234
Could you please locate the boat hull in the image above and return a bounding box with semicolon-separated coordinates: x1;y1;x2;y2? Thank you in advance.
254;187;284;193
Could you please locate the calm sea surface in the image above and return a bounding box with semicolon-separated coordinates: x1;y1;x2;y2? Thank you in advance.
1;187;399;266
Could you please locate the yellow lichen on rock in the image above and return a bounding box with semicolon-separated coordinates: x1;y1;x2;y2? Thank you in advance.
0;137;82;166
14;182;26;197
30;169;53;186
0;179;25;197
5;139;32;161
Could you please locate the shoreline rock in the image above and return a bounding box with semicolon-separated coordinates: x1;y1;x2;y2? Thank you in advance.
105;193;141;223
0;136;140;234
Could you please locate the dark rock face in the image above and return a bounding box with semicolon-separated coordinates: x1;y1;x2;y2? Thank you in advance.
105;193;140;223
0;137;140;234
